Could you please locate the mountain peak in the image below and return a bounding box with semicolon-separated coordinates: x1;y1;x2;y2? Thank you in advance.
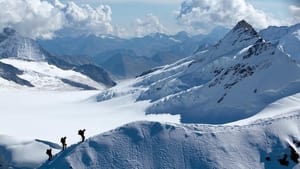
232;20;257;34
174;31;190;38
3;27;16;36
0;28;47;61
146;32;168;39
212;20;260;52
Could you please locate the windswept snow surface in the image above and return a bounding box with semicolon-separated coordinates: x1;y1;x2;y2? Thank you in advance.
39;114;300;169
0;88;179;144
230;92;300;126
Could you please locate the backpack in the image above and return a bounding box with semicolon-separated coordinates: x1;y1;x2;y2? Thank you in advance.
79;129;85;135
61;137;65;143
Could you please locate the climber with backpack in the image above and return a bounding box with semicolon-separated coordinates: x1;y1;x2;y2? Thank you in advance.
46;148;52;161
60;136;67;150
78;129;86;142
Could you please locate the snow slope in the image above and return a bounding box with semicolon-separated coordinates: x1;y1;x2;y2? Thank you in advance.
26;81;300;169
0;27;46;61
260;24;300;62
12;87;300;169
0;88;179;144
0;86;179;168
0;58;105;90
230;92;300;126
0;76;24;88
123;20;300;124
38;111;300;169
0;135;60;169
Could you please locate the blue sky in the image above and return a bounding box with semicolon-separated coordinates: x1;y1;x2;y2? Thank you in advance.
59;0;300;35
1;0;299;38
250;0;298;17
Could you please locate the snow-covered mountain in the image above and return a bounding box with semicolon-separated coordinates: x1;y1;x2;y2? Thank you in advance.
0;61;34;88
0;28;116;90
260;23;300;62
95;20;300;124
0;28;46;61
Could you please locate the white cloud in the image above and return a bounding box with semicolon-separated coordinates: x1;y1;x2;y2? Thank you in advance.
114;26;130;38
176;0;284;34
56;1;113;37
0;0;113;39
0;0;64;39
73;0;182;5
135;13;167;37
290;5;300;23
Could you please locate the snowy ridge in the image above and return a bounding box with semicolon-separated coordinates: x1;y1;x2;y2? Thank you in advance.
260;23;300;62
38;111;300;169
0;135;60;169
108;20;299;124
0;88;179;168
0;58;105;90
135;20;262;101
4;85;300;169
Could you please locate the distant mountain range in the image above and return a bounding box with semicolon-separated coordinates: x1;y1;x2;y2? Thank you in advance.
260;23;300;62
37;24;300;79
0;27;116;90
38;27;229;78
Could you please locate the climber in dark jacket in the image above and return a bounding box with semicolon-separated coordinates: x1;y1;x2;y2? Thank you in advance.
46;148;52;161
60;136;67;150
78;129;86;142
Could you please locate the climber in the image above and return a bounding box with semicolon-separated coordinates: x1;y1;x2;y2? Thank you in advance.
60;136;67;150
46;148;52;161
78;129;86;142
